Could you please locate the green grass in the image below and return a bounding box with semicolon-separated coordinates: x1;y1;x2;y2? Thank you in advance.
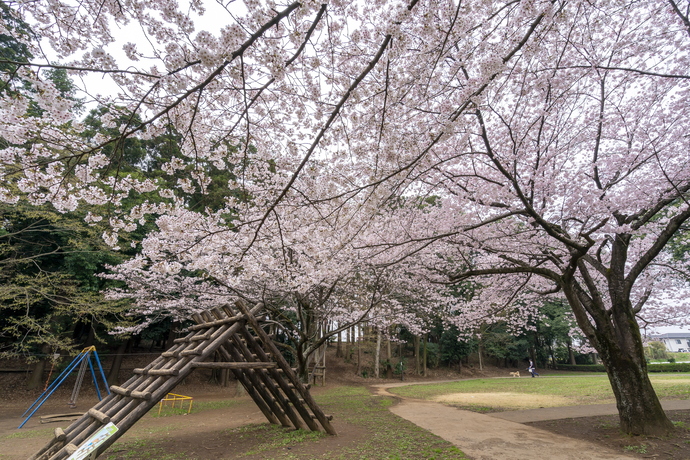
105;386;467;459
105;439;197;460
1;427;53;440
149;397;243;417
311;386;467;459
389;374;690;408
224;423;326;456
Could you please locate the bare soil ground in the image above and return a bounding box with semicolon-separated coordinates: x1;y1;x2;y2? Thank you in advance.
1;352;689;459
527;411;690;460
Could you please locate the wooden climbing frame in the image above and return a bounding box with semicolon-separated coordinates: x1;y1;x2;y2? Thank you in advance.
29;301;336;460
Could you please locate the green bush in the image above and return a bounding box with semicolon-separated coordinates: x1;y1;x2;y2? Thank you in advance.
555;363;690;373
555;364;606;372
648;362;690;372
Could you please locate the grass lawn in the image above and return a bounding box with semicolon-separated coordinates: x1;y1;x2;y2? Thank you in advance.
104;386;468;460
388;373;690;410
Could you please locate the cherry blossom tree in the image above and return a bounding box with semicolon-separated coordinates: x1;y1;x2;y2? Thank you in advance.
103;197;442;379
2;0;690;436
357;0;690;435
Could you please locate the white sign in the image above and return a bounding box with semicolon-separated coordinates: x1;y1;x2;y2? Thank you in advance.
67;422;118;460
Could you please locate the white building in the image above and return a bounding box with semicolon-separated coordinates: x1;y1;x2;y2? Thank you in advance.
652;333;690;353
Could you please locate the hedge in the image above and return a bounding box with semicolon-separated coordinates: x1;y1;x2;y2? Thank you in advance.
555;363;690;373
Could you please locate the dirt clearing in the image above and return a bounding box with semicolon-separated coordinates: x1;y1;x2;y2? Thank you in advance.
431;391;572;410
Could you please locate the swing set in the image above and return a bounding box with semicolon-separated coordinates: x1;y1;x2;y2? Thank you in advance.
19;346;110;429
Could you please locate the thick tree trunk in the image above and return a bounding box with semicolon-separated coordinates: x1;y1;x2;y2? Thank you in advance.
107;338;131;384
296;342;309;383
27;344;50;390
563;272;674;436
597;337;673;436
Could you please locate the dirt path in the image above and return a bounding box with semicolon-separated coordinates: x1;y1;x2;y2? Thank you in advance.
372;382;636;460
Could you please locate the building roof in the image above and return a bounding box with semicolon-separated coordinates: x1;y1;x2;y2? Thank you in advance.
651;333;690;339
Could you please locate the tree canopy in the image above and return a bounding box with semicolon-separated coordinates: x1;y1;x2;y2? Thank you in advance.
1;0;690;435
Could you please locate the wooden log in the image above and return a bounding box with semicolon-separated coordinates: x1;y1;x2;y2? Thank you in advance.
215;342;281;426
235;300;337;435
218;343;280;426
173;332;211;343
203;310;295;430
54;428;66;442
161;351;180;358
109;386;152;400
85;303;265;460
133;368;179;376
188;312;244;331
236;328;313;431
180;348;203;357
32;330;196;460
230;328;308;431
40;416;82;424
87;408;110;424
192;362;277;369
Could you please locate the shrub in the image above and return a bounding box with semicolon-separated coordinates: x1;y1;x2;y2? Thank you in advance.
555;363;690;373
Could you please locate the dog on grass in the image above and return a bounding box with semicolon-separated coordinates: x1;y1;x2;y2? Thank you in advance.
509;371;520;378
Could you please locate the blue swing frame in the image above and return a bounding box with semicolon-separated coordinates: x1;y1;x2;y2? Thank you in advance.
19;346;110;428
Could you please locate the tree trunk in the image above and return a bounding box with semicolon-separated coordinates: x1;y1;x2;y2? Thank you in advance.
336;330;342;358
422;333;427;377
567;339;576;365
374;328;381;378
165;322;178;350
296;342;309;383
107;338;131;384
413;335;420;375
356;325;362;376
478;340;483;371
84;321;96;347
27;344;50;390
563;274;674;436
597;336;673;436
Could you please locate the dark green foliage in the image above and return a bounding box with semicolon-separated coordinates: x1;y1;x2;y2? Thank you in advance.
555;364;607;372
0;2;33;94
481;325;530;366
438;325;476;367
0;202;131;360
648;363;690;372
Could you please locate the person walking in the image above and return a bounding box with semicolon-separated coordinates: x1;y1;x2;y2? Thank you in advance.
528;360;539;377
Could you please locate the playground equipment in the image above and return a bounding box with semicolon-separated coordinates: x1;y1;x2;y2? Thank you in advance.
30;301;336;460
20;346;110;429
157;393;193;416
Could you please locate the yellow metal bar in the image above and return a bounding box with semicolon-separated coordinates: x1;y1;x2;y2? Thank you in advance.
157;393;193;415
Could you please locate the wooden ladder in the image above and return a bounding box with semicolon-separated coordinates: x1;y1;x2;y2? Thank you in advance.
30;301;335;460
